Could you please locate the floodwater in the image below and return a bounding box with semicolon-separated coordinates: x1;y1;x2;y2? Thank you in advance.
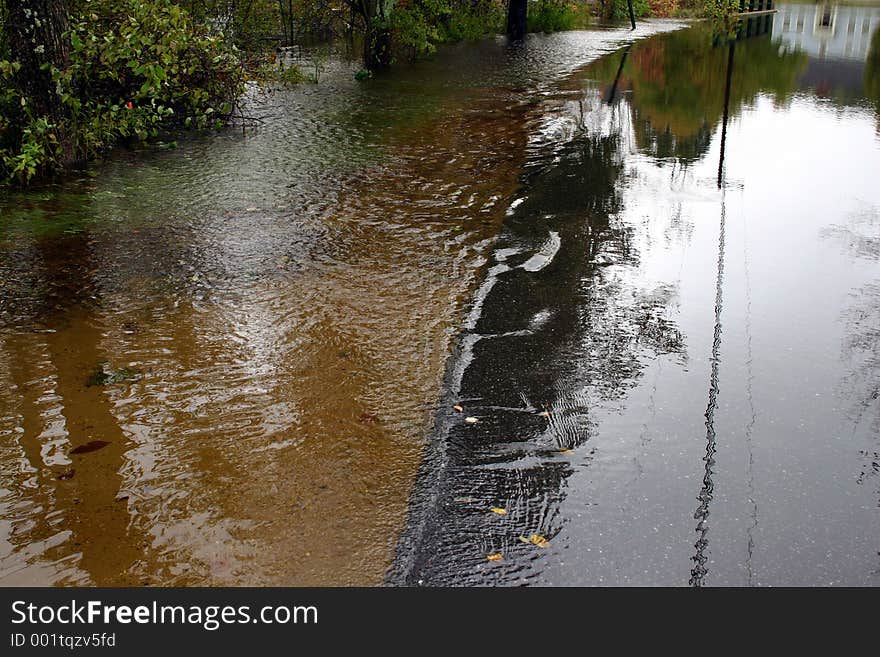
1;7;878;588
393;7;880;586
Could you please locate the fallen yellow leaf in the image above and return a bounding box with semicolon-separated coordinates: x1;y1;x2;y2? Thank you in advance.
453;404;464;412
529;534;550;548
465;416;478;424
558;448;572;454
518;536;532;544
490;507;507;515
487;553;503;562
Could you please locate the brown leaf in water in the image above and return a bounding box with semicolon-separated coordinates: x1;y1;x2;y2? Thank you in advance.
529;534;550;548
487;553;503;562
452;404;463;412
490;507;507;515
57;469;75;480
69;440;110;455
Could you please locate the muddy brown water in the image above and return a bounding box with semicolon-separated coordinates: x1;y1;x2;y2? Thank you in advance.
0;21;687;586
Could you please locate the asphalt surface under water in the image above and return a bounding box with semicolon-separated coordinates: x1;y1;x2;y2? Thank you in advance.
395;11;880;586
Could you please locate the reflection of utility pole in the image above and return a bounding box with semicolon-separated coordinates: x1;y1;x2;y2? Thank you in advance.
605;46;630;105
743;205;759;586
627;0;636;30
690;184;726;587
692;38;734;581
717;41;736;189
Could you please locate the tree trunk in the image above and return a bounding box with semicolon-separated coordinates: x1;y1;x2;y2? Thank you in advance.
361;0;391;70
7;0;70;109
507;0;527;40
6;0;75;164
364;24;391;70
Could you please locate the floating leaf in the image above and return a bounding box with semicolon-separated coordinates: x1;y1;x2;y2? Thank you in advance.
538;411;550;418
57;469;75;480
465;416;478;424
517;536;532;545
490;507;507;515
70;440;110;455
86;364;142;387
452;404;463;412
487;553;503;562
529;534;550;548
558;448;572;454
453;496;477;503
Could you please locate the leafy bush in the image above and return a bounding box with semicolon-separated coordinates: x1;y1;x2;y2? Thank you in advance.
179;0;289;50
527;1;592;33
0;0;244;184
386;0;445;60
646;0;680;17
596;0;650;22
383;0;506;62
440;3;505;42
252;59;312;85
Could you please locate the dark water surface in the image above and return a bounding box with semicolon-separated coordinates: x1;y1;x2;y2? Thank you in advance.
2;8;879;587
395;8;880;586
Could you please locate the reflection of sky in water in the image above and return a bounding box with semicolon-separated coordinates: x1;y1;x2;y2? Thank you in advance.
398;27;880;586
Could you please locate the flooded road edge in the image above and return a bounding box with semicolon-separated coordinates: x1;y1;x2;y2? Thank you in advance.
387;22;691;586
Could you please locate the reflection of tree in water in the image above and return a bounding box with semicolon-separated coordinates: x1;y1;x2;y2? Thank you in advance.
815;206;880;585
823;211;880;428
396;86;687;586
866;28;880;122
585;27;807;163
0;193;102;327
825;210;880;507
0;224;150;585
843;281;880;520
398;25;812;585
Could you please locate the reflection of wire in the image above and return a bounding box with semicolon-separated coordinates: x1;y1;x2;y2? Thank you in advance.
690;186;726;588
743;194;759;587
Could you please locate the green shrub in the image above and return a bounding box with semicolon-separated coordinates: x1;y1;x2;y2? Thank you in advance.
383;0;506;62
528;1;578;33
253;59;312;85
597;0;650;22
440;3;505;42
386;0;445;60
0;0;244;184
